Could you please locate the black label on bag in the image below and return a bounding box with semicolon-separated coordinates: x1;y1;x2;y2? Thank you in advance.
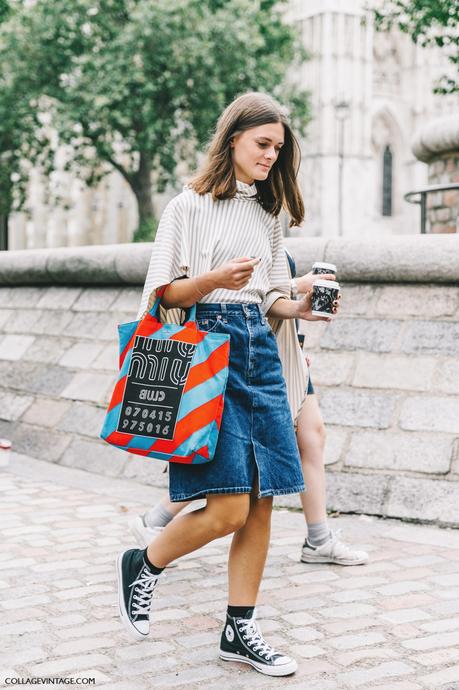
117;336;196;440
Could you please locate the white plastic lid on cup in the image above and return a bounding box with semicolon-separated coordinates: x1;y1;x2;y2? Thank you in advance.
312;262;337;273
313;279;340;290
0;439;12;450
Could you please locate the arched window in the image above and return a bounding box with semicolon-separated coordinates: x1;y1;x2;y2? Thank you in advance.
382;145;393;216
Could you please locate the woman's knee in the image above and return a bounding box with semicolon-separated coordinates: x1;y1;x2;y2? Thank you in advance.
206;495;250;536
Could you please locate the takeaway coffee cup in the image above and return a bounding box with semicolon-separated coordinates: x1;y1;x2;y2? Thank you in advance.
312;261;337;276
312;279;340;318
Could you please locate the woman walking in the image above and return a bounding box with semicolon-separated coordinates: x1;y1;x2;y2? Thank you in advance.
130;255;368;567
116;92;321;677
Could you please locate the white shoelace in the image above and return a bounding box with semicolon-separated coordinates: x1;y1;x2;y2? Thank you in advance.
130;567;162;616
238;618;277;660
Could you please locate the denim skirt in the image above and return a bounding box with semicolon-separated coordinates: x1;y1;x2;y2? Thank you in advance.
169;303;305;502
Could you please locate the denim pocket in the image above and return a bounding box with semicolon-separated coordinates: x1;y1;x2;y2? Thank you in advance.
197;316;224;333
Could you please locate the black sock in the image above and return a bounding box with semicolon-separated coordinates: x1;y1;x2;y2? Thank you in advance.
227;605;255;619
143;548;164;575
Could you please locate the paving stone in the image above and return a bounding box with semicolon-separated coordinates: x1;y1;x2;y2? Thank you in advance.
91;343;119;371
109;288;142;313
2;461;459;689
340;661;416;687
0;420;70;462
36;286;83;310
57;402;106;437
328;632;387;650
0;334;35;361
65;312;118;340
60;438;127;477
72;287;121;312
0;391;33;421
61;371;115;403
0;360;74;396
419;664;459;687
402;631;459;651
22;398;71;427
21;336;74;364
59;342;105;368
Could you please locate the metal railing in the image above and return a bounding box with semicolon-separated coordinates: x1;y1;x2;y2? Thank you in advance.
404;183;459;234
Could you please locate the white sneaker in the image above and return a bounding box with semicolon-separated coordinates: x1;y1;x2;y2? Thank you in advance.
128;515;164;548
301;531;369;566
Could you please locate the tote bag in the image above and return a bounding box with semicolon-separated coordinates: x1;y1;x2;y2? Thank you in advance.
100;287;230;464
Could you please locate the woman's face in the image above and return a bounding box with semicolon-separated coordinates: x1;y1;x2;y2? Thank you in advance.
231;122;284;185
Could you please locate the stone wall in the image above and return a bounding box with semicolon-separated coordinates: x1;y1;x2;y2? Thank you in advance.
1;236;459;526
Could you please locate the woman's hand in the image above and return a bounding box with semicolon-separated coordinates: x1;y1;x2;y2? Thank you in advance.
294;290;341;321
295;291;330;322
295;270;335;294
210;257;260;291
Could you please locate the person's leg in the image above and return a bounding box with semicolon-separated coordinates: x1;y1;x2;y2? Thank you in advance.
145;495;190;528
297;393;368;566
129;493;192;548
118;492;250;641
227;491;273;605
146;492;250;567
220;489;297;676
297;394;329;542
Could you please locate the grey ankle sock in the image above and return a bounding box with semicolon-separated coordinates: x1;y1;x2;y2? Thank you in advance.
307;520;332;547
144;504;174;529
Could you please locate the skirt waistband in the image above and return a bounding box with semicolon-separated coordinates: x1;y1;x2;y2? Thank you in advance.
196;303;263;319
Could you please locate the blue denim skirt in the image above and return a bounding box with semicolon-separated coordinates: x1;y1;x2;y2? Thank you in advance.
169;303;305;502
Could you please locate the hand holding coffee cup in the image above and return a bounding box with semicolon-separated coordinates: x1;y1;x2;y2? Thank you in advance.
312;279;341;319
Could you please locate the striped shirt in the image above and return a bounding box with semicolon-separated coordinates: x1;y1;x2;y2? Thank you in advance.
137;180;309;423
137;180;290;318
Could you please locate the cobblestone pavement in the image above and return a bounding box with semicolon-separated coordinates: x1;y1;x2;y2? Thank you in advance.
2;454;459;690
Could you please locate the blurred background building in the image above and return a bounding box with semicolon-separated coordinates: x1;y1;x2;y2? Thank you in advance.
8;0;459;249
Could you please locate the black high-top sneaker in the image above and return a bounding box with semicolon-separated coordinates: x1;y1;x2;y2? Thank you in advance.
219;612;298;676
116;548;162;640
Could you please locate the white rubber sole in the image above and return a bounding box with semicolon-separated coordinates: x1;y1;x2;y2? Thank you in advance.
219;651;298;676
301;553;368;566
116;553;149;641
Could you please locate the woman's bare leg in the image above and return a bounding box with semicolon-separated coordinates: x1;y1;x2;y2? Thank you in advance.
227;490;273;605
146;492;250;568
297;394;327;525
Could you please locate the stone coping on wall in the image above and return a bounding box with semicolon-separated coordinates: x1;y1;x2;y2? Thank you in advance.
0;235;458;285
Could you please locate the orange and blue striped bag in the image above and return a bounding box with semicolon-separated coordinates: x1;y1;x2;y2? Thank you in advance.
100;287;230;464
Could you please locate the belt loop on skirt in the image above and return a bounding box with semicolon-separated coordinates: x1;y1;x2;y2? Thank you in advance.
221;303;228;322
242;304;250;318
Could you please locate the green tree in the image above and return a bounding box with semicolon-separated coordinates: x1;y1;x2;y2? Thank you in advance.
2;0;309;242
374;0;459;94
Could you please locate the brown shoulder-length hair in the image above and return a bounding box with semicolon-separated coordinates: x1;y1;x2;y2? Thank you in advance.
188;92;304;227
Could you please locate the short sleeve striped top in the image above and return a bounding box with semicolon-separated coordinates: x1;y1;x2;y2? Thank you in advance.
137;180;290;318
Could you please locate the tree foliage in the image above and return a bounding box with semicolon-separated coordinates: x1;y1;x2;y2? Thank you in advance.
374;0;459;94
0;0;310;240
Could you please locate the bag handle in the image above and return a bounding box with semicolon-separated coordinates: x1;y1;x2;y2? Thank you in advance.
147;285;197;327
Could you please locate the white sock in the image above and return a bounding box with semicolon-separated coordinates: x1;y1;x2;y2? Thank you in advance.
144;504;174;529
307;520;332;547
